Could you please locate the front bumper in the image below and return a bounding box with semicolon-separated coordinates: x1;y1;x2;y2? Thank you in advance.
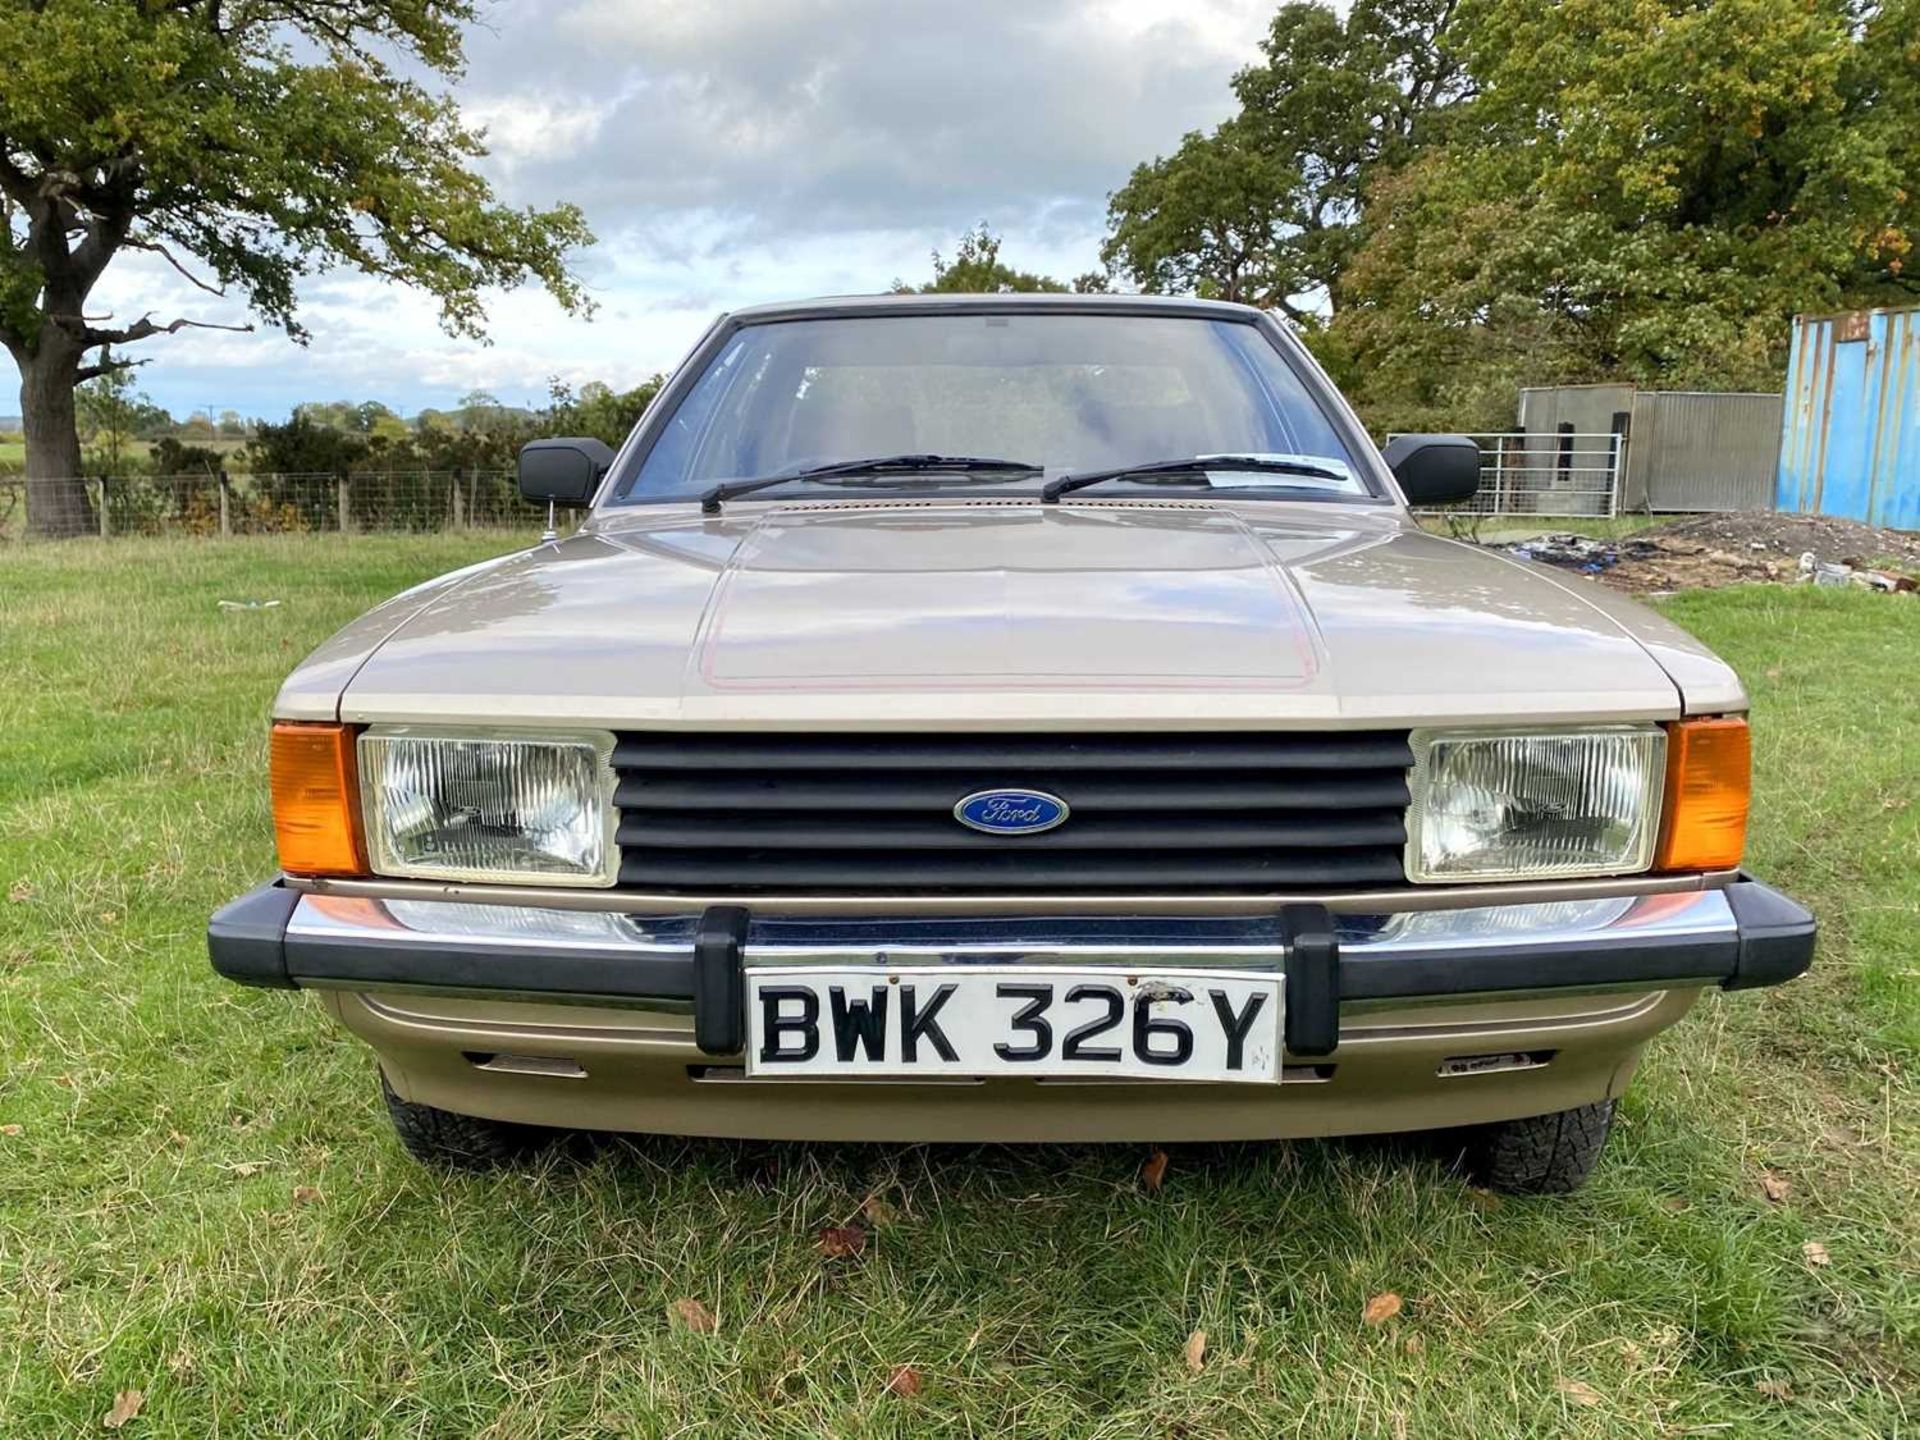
210;878;1815;1061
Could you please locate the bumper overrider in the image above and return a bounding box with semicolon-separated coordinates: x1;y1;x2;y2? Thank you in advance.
210;879;1814;1061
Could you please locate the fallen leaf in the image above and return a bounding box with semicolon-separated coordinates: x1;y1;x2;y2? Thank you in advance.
7;879;33;903
818;1225;867;1259
0;1123;21;1137
1362;1292;1403;1326
1139;1148;1170;1193
1761;1170;1791;1204
1802;1240;1831;1267
886;1364;923;1397
861;1193;897;1227
1555;1379;1603;1407
1183;1328;1207;1373
291;1185;321;1205
1754;1377;1794;1402
103;1388;144;1429
668;1298;717;1333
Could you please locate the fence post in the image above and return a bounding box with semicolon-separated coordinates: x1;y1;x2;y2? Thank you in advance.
97;475;111;539
1608;411;1631;518
217;469;232;537
450;467;466;530
337;473;352;534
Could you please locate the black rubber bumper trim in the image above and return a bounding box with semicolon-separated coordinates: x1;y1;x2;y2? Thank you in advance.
1339;876;1814;1002
285;929;699;1002
1279;903;1338;1057
1722;876;1818;990
207;877;1815;1012
208;882;300;989
693;905;750;1055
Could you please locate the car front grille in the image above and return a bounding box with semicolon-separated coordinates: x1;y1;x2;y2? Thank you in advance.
611;731;1413;895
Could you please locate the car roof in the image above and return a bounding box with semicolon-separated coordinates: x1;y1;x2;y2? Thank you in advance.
724;292;1269;324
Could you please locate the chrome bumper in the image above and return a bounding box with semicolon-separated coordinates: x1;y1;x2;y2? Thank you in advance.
209;880;1815;1058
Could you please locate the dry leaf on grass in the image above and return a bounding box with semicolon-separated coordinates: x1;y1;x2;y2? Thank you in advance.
668;1298;717;1333
1362;1292;1403;1326
8;880;33;903
0;1123;21;1137
1139;1149;1170;1192
291;1185;321;1205
103;1388;145;1429
1183;1329;1207;1373
1761;1170;1791;1204
1754;1378;1795;1402
885;1365;923;1398
1555;1379;1603;1407
818;1225;867;1259
1802;1240;1831;1267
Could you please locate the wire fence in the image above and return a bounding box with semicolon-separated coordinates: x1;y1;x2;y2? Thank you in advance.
1394;432;1625;518
4;437;1632;541
0;470;548;542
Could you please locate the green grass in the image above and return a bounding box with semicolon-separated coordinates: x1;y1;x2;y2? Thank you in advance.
0;538;1913;1438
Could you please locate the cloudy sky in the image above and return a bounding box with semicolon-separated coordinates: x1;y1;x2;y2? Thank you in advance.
72;0;1277;421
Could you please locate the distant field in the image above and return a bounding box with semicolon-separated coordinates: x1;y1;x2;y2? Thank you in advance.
0;537;1913;1437
0;436;250;473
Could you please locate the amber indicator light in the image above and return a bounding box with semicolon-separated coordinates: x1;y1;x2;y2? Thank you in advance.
1654;717;1751;871
269;722;367;877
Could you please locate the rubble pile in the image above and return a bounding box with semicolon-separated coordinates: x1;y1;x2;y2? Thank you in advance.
1501;513;1920;596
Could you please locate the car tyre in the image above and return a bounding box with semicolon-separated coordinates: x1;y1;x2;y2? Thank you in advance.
380;1072;546;1170
1465;1099;1615;1194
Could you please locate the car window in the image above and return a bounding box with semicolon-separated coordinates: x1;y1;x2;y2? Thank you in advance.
615;312;1365;503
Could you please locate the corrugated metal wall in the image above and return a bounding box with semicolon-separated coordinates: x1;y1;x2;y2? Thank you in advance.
1626;391;1783;512
1778;307;1920;528
1519;384;1783;512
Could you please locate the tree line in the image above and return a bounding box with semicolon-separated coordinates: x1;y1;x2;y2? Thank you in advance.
7;0;1915;536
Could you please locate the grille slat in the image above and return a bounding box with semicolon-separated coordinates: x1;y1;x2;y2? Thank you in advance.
611;735;1412;772
612;731;1413;895
618;851;1407;890
618;811;1407;851
615;775;1411;812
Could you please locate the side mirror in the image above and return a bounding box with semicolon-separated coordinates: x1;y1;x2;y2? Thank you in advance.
1381;434;1481;506
518;437;616;506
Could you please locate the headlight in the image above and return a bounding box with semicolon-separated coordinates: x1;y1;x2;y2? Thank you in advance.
358;728;618;886
1406;726;1665;883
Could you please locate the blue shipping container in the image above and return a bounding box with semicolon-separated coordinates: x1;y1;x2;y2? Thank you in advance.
1777;306;1920;529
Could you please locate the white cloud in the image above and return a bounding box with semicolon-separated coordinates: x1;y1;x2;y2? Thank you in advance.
43;0;1277;419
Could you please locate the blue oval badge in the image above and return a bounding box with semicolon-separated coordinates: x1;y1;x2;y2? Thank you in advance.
953;789;1071;836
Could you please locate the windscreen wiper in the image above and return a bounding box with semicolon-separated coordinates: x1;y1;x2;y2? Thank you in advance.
1040;454;1353;504
701;454;1042;514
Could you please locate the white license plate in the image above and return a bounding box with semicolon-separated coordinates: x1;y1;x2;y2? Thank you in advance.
744;965;1283;1083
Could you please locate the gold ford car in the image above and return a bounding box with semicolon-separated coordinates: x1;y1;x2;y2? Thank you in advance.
209;294;1815;1193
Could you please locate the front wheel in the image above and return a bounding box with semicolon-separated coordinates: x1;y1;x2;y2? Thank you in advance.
1462;1099;1616;1194
380;1072;548;1170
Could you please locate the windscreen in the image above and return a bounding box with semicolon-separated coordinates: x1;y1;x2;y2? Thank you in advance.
616;312;1367;503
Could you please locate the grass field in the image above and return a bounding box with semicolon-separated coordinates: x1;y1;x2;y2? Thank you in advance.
0;536;1913;1438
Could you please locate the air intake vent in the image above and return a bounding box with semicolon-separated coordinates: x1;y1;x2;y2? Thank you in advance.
612;731;1412;895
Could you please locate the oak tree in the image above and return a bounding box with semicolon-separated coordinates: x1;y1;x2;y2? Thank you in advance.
1101;0;1467;321
1;0;592;535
